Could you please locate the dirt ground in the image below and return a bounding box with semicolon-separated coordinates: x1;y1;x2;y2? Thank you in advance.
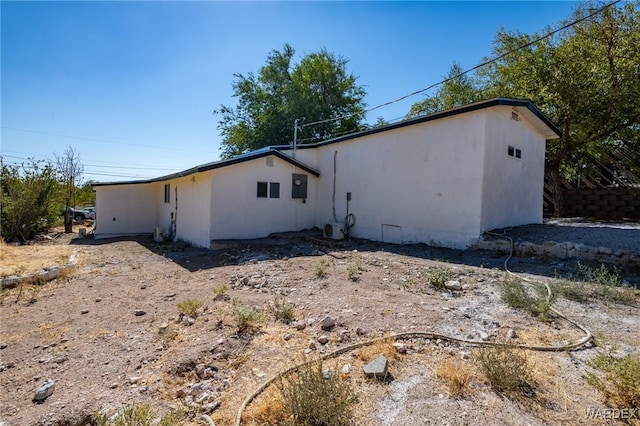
0;226;639;426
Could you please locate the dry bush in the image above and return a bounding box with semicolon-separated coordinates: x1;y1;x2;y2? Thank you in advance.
277;358;357;426
436;358;473;398
423;266;452;289
499;277;554;321
244;386;288;425
476;345;534;398
232;299;264;334
270;297;296;324
176;298;203;317
587;350;640;409
358;336;398;363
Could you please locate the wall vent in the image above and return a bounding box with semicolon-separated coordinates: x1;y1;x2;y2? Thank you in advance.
511;111;520;121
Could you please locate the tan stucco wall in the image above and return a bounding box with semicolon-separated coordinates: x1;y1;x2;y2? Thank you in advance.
480;106;546;232
209;155;317;240
94;183;160;238
312;113;487;248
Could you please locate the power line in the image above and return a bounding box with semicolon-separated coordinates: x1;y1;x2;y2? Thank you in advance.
1;126;214;154
1;149;182;170
302;0;622;129
1;154;179;171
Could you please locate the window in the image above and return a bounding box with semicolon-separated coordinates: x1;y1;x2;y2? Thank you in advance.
257;181;268;198
164;184;170;203
507;145;522;159
291;174;308;199
269;182;280;198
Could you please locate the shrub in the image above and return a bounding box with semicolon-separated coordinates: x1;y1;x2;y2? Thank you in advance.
553;263;636;305
277;359;357;426
271;297;296;324
213;284;230;300
425;266;451;289
232;299;263;334
436;359;473;398
176;298;203;317
94;403;186;426
315;259;329;277
577;262;622;287
476;345;533;397
586;350;640;409
346;260;362;282
499;277;554;321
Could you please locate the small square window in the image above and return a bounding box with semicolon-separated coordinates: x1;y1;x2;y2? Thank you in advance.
269;182;280;198
257;181;268;198
515;148;522;159
164;184;171;203
508;146;515;157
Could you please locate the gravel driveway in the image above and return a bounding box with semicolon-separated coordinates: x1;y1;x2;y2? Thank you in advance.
496;218;640;254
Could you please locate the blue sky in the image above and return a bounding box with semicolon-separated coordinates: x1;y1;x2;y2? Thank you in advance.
1;1;578;182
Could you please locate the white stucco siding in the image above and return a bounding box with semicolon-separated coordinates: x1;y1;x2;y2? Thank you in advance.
94;183;160;239
480;107;547;232
314;113;487;248
209;155;317;240
164;173;213;248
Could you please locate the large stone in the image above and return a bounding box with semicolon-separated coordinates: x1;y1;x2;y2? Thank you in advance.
363;354;388;378
320;316;335;331
33;379;55;403
444;280;462;291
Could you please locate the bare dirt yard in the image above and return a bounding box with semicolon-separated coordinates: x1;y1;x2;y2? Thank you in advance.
1;225;639;426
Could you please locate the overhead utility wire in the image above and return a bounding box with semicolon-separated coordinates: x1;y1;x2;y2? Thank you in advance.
1;126;213;154
301;0;622;129
2;149;183;169
1;154;178;171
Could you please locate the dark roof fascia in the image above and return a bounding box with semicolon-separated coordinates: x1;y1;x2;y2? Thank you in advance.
92;149;319;188
273;98;561;154
197;149;320;177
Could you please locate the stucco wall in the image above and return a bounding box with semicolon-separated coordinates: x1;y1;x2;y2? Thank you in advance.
209;155;317;240
480;107;546;232
94;183;160;238
161;173;213;248
313;113;487;248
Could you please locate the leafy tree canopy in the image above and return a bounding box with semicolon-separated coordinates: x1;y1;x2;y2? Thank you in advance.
407;1;640;215
216;44;367;158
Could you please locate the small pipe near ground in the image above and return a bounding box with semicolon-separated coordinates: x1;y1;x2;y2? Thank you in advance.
234;233;594;426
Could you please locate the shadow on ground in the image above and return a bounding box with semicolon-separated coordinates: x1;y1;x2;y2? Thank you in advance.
67;225;640;284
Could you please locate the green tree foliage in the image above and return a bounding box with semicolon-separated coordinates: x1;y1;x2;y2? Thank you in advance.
408;2;640;216
480;2;640;214
406;62;485;118
76;181;96;207
1;159;60;242
216;44;367;158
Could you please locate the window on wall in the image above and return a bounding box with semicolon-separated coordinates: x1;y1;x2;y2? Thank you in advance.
269;182;280;198
257;181;268;198
507;146;522;159
257;181;280;198
164;184;170;203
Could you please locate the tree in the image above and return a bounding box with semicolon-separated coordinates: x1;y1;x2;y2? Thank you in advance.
407;2;640;216
55;146;84;233
0;158;59;242
407;62;485;118
482;2;639;215
216;44;367;158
